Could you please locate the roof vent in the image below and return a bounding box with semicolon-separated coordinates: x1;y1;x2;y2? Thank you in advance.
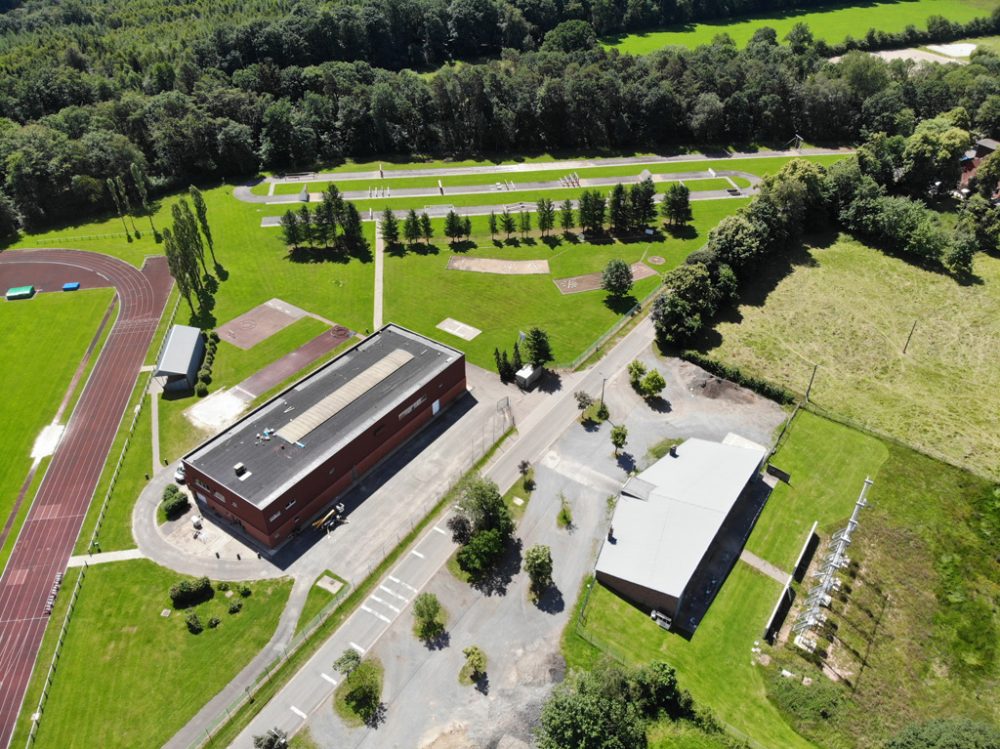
234;462;247;477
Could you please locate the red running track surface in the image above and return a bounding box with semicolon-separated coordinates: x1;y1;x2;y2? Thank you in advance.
0;250;172;748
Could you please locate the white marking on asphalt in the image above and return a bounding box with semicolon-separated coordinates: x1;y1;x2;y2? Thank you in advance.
433;525;447;535
321;673;338;686
379;584;408;603
370;595;400;613
361;604;392;624
290;705;307;719
350;642;367;654
410;549;425;559
389;575;419;594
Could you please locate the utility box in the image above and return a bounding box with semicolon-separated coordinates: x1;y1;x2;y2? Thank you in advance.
515;364;542;390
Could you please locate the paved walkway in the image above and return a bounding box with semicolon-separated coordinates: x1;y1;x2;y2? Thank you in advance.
372;221;384;329
66;549;145;568
739;549;790;584
235;147;852;205
149;386;161;473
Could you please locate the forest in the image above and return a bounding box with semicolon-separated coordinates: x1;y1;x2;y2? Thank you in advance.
0;0;998;234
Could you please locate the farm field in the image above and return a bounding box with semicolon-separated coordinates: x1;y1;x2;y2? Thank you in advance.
567;410;1000;749
11;559;293;749
0;288;115;562
699;234;1000;479
602;0;999;53
385;199;745;367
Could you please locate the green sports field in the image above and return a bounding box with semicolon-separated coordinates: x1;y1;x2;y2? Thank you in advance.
0;288;115;564
12;560;292;749
603;0;998;53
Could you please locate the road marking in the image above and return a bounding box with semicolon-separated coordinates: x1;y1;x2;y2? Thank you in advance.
321;673;338;686
433;525;447;535
410;549;425;559
361;604;392;624
290;705;307;719
379;584;408;603
349;642;367;654
369;595;400;613
388;575;419;594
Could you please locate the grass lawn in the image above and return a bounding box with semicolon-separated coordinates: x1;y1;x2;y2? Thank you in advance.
568;567;816;749
699;233;1000;479
648;720;737;748
333;657;384;727
295;570;348;636
745;410;888;572
503;469;535;521
12;559;292;749
268;154;845;201
0;288;115;563
602;0;999;53
385;199;743;368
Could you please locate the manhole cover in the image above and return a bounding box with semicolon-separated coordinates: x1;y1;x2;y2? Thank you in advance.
160;609;171;618
648;256;665;265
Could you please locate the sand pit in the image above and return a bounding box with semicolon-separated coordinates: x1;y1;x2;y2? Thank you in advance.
436;317;481;340
217;298;305;349
446;256;549;275
553;262;657;295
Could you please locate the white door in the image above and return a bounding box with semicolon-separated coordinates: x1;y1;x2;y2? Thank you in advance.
432;399;440;415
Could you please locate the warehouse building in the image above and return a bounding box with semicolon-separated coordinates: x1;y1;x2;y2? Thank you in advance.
595;436;767;630
182;324;467;548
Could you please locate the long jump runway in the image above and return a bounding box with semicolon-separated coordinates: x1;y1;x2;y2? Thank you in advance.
0;249;172;748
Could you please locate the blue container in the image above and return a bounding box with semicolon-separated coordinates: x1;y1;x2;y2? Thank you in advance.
62;282;80;291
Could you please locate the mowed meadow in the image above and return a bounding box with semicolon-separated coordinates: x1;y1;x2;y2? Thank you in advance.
603;0;1000;53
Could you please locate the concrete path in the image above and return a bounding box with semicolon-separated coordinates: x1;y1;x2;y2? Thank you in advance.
373;221;384;329
149;386;161;474
739;549;790;584
236;147;852;205
65;549;145;568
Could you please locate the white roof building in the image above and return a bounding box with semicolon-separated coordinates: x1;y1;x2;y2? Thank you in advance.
595;435;766;625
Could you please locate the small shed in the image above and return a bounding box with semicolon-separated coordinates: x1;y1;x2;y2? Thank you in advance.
155;325;205;391
515;364;542;389
5;285;34;300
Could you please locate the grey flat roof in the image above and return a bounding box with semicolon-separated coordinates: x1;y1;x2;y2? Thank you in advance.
156;325;201;377
184;324;462;510
596;437;766;600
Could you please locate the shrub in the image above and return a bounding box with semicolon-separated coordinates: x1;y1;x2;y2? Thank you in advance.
461;645;487;683
208;617;221;629
161;484;180;503
680;351;795;405
334;648;362;676
557;496;573;529
209;331;220;343
217;581;229;591
169;576;212;608
413;592;445;640
163;493;190;520
640;369;666;399
240;584;252;597
185;613;203;634
524;544;553;592
769;673;844;722
596;402;609;421
196;382;209;397
229;601;243;614
574;390;593;410
627;360;647;388
198;368;212;384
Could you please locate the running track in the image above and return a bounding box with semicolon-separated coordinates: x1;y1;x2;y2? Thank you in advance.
0;249;172;748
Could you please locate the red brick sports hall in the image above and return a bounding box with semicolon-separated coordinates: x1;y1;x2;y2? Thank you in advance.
182;324;467;548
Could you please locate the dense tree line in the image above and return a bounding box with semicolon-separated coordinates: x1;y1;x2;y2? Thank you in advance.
1;4;1000;233
651;120;1000;345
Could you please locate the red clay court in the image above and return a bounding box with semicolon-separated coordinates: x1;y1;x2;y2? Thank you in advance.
0;249;172;748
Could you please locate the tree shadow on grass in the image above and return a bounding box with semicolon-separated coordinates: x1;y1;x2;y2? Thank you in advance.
603;293;639;315
285;245;352;264
663;224;698;241
541;235;563;249
448;240;478;254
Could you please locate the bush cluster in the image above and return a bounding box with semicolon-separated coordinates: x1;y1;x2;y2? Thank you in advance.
161;483;191;520
448;476;515;581
195;330;218;398
680;352;796;405
170;576;213;608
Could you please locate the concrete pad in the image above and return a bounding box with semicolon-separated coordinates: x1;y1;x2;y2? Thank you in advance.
31;423;64;459
316;575;344;596
446;256;549;275
927;42;976;57
184;388;249;432
436;317;482;341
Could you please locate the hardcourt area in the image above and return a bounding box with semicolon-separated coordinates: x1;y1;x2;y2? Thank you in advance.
0;249;173;749
236;325;787;748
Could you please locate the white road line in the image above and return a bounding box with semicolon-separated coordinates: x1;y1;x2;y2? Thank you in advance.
321;673;338;686
349;642;367;654
290;705;307;719
410;549;425;559
433;525;447;535
388;575;419;594
361;604;392;624
369;595;401;613
379;584;408;603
